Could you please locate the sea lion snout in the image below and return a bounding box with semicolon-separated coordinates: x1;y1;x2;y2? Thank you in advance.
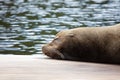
42;44;65;59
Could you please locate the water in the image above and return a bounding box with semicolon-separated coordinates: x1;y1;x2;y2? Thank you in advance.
0;0;120;55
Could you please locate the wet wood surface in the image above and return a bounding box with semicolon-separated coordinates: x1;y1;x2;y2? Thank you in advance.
0;55;120;80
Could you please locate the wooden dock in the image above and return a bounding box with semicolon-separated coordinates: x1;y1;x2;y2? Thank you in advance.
0;55;120;80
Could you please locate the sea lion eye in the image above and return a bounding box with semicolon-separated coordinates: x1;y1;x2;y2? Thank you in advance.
54;37;59;40
52;36;61;44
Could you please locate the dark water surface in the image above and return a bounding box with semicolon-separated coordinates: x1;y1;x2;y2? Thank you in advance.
0;0;120;55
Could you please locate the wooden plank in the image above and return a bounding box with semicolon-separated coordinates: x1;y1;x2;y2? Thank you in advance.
0;55;119;80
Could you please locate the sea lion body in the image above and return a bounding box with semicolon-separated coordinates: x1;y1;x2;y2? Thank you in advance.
42;24;120;64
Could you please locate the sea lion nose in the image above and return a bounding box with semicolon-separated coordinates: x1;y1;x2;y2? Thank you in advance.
42;45;44;50
42;45;49;55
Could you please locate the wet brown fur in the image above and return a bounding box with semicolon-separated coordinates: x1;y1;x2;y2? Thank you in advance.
42;24;120;64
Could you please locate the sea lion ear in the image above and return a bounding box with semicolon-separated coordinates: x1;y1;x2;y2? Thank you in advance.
66;33;74;37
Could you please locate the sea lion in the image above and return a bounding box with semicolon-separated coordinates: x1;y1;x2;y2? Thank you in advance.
42;24;120;64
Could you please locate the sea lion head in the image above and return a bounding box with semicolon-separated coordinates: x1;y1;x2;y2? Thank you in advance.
42;30;76;60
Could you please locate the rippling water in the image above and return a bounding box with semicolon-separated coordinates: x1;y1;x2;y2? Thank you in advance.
0;0;120;55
